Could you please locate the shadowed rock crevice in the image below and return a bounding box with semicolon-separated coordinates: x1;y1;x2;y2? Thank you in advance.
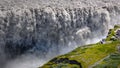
50;58;82;68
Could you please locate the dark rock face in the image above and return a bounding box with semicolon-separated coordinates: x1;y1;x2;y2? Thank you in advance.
50;58;82;68
116;29;120;39
69;60;82;68
116;30;120;35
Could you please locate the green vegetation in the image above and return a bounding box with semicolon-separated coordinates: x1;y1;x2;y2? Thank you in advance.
40;25;120;68
106;25;120;41
93;53;120;68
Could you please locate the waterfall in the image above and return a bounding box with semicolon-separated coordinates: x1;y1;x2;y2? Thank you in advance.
0;0;120;68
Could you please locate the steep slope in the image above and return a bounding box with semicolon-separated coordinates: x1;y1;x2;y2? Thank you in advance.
41;25;120;68
93;53;120;68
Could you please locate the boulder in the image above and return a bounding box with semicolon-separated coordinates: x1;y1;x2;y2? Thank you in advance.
115;29;120;39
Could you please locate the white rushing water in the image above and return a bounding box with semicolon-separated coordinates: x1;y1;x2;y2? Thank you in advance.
0;0;120;68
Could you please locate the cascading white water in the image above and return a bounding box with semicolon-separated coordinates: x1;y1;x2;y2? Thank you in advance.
0;0;120;68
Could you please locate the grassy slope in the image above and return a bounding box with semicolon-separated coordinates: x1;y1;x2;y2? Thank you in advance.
40;25;120;68
93;53;120;68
